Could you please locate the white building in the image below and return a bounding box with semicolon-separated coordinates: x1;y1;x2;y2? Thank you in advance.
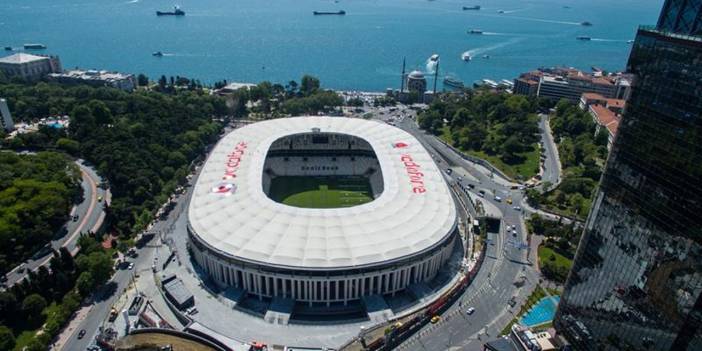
0;98;13;132
0;53;61;81
48;69;136;91
188;117;458;307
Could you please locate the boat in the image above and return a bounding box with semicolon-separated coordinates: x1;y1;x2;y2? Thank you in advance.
313;10;346;15
429;54;439;62
580;21;593;26
4;47;12;51
443;76;464;89
462;5;481;10
156;6;185;16
152;51;164;57
497;10;505;13
468;29;483;34
576;36;592;41
627;39;634;44
482;54;490;59
461;52;472;61
23;43;46;50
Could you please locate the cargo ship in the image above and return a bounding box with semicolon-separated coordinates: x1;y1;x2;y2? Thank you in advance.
157;6;185;16
462;5;481;10
313;10;346;15
23;43;46;50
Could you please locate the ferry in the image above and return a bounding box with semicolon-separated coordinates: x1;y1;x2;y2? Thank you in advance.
576;36;592;41
23;43;46;50
462;5;481;10
152;51;164;57
580;21;593;26
468;29;483;34
429;54;439;62
24;44;46;50
443;77;464;89
157;6;185;16
313;10;346;15
461;52;472;61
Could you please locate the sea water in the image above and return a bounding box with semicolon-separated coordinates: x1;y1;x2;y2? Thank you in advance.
0;0;663;91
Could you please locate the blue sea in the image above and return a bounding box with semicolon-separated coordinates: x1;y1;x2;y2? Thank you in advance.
0;0;663;91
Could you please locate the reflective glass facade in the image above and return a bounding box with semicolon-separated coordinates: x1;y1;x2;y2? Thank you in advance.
554;1;702;350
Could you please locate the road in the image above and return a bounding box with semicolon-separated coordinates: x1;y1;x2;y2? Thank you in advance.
384;112;539;350
538;113;561;191
3;160;108;288
60;167;194;351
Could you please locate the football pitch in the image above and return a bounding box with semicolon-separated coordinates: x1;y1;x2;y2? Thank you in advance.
268;176;374;208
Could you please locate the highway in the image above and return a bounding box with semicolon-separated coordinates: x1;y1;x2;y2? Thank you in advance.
538;113;562;191
3;160;108;288
389;113;539;350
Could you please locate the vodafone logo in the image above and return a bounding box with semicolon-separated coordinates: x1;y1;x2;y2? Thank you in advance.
212;182;236;196
392;142;409;148
400;154;427;194
213;141;247;196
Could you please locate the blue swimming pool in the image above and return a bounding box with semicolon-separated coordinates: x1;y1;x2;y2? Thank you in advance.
520;296;560;327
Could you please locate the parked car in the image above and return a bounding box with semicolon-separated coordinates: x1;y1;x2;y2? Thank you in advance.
431;315;441;324
466;307;476;315
128;262;134;270
77;329;86;339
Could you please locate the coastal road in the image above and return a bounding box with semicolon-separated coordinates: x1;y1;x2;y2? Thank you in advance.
3;160;108;288
538;113;561;191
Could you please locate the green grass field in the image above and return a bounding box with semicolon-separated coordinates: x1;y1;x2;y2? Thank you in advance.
268;176;374;208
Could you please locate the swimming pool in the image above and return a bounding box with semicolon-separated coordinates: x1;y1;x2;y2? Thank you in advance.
520;296;560;327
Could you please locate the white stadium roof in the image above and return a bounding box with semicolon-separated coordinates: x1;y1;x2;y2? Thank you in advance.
188;117;457;270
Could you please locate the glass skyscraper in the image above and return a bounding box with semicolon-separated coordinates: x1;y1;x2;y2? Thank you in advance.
554;1;702;350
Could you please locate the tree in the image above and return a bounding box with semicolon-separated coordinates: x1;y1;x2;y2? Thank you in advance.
76;252;113;286
0;293;17;324
300;75;320;96
0;325;15;351
56;138;80;155
22;294;47;324
137;74;149;87
76;271;96;297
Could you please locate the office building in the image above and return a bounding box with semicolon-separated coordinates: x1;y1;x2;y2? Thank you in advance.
554;1;702;350
513;68;632;102
0;53;61;81
0;98;14;132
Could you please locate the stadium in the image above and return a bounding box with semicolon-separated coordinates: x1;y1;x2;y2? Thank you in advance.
187;117;458;309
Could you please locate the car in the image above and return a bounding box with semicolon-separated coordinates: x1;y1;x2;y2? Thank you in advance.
466;307;475;315
97;195;103;202
128;262;134;270
456;176;462;182
514;206;522;211
506;198;513;204
431;315;441;324
494;196;502;202
512;224;517;230
512;231;517;237
467;183;475;189
77;329;86;339
72;214;79;221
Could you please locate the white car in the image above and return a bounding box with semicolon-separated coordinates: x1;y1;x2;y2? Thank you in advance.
466;307;475;315
128;262;134;270
514;206;522;211
494;196;502;202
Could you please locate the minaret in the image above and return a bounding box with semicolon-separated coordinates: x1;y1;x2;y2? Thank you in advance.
400;57;406;92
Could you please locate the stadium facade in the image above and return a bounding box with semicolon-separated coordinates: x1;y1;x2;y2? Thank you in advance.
187;117;458;306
